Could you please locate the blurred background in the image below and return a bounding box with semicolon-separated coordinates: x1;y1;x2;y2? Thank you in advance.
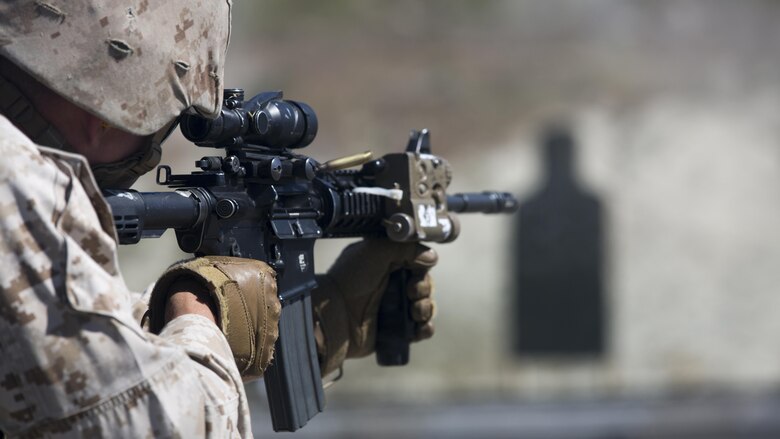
119;1;780;437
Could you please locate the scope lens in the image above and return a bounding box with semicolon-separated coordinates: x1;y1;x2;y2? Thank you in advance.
249;100;317;149
254;111;270;135
181;114;211;142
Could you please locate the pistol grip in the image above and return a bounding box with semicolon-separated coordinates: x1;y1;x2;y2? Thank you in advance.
376;269;415;366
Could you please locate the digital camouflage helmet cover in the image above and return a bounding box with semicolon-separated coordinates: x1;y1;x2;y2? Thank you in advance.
0;0;232;135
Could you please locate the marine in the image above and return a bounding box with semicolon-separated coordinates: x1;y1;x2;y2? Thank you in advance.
0;1;436;437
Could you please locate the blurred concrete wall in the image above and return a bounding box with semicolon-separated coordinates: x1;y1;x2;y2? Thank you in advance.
119;0;780;406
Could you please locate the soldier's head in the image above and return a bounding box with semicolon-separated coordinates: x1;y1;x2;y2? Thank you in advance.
0;1;232;187
540;122;575;182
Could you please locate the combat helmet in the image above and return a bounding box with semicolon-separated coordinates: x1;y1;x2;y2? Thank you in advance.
0;1;232;186
0;0;231;135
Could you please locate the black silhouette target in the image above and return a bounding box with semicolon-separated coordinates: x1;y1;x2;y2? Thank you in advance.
512;125;607;357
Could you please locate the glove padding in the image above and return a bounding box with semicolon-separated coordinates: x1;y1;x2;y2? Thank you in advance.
313;239;437;376
148;256;280;380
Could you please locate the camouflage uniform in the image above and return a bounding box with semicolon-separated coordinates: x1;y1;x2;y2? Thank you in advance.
0;1;253;436
0;102;251;437
0;115;253;437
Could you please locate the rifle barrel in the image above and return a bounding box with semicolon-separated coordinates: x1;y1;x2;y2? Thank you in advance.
447;192;518;214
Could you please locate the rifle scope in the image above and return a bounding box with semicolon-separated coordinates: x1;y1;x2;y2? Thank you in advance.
181;88;318;150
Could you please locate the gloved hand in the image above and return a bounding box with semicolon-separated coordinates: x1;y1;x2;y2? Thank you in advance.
312;239;437;376
147;256;280;379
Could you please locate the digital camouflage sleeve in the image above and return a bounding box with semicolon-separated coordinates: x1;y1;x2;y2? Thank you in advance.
0;115;252;438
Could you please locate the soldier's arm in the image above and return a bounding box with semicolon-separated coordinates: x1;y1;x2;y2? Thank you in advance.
0;121;252;438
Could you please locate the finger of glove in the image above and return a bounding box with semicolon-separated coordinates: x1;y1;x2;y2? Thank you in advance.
404;245;438;276
328;240;434;295
406;273;434;300
414;321;435;342
411;298;435;322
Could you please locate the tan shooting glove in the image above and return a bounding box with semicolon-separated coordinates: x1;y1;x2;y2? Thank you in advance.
147;256;281;380
313;239;437;376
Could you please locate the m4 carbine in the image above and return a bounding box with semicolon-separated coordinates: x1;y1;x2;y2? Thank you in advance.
104;89;517;432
